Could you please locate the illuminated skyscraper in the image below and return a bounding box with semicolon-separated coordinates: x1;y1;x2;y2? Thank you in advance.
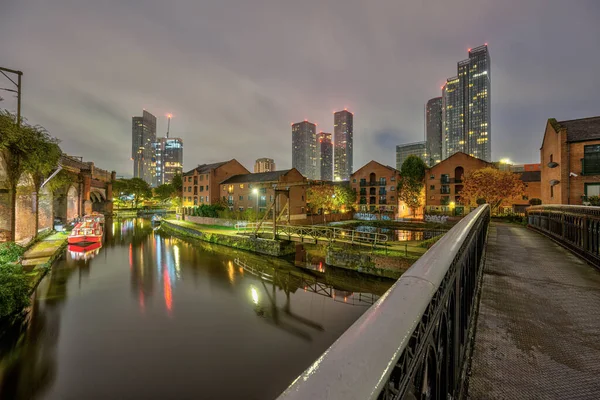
333;109;353;181
442;45;491;161
152;115;183;185
318;132;333;181
292;120;318;180
426;97;443;166
132;110;156;185
396;142;427;171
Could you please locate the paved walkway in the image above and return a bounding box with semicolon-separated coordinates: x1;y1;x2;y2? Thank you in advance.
468;223;600;399
21;232;68;268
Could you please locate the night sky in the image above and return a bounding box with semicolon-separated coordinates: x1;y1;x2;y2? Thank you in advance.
1;0;599;176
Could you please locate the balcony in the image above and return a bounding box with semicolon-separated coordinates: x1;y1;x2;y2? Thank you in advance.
440;188;451;195
359;189;367;196
450;178;463;184
379;200;387;205
379;189;387;195
359;197;367;205
360;181;385;187
441;177;451;184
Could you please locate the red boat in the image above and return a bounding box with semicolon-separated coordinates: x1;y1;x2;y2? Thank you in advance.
68;242;102;260
68;220;103;244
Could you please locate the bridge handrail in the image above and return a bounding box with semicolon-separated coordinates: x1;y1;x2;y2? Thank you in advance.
277;204;490;400
527;204;600;267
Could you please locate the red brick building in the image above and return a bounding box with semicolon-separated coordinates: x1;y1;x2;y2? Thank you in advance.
182;160;249;206
540;116;600;205
350;161;400;214
219;168;308;220
425;152;492;215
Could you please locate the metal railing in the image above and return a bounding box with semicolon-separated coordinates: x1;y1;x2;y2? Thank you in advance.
527;205;600;267
277;205;490;400
237;222;388;246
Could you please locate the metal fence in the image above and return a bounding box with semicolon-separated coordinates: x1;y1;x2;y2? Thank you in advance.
238;222;388;246
527;205;600;267
277;205;490;400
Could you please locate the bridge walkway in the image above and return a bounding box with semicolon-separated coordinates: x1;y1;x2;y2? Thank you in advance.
468;223;600;399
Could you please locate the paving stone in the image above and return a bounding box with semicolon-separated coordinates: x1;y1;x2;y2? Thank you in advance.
468;223;600;399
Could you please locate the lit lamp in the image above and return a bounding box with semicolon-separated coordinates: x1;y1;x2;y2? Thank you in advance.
449;201;456;216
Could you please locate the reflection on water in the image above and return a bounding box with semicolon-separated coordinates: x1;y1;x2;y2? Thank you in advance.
355;225;446;241
0;218;392;400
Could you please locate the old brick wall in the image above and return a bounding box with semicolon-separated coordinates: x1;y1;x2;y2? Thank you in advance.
540;124;564;204
568;140;600;205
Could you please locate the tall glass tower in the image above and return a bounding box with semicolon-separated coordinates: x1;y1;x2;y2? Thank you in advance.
333;109;353;181
442;45;491;161
292;120;318;180
132;110;157;186
318;132;333;181
426;97;443;166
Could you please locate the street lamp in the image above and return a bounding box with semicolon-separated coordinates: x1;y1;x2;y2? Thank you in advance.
0;66;23;127
252;188;259;221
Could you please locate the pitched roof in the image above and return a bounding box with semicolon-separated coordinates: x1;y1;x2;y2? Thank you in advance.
183;161;230;176
351;160;399;176
220;170;292;184
556;116;600;143
428;152;492;169
517;170;541;182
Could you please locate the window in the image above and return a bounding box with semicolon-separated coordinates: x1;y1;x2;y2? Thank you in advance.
583;145;600;175
585;183;600;197
200;186;204;192
240;184;244;189
391;177;395;181
390;186;395;191
522;195;529;200
239;207;244;211
441;174;450;184
200;175;204;181
353;179;356;183
550;154;553;163
206;185;209;190
430;174;435;180
430;185;435;190
188;197;192;202
239;196;243;201
550;185;554;198
302;195;304;201
193;197;198;205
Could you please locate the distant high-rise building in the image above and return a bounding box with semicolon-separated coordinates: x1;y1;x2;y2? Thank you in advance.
442;44;491;161
154;137;183;185
132;110;157;186
292;120;318;180
396;142;427;171
317;132;333;181
333;110;354;181
426;97;443;166
254;158;276;173
152;115;183;186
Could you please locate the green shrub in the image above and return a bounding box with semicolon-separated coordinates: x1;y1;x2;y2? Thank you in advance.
0;242;24;264
419;234;445;249
588;196;600;206
0;263;30;318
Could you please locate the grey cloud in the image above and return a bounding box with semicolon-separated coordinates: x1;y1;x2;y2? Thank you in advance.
1;0;599;176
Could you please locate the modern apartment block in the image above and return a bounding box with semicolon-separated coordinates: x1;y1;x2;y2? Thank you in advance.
318;132;333;181
154;137;183;185
350;160;400;214
426;97;443;166
254;158;276;173
292;120;318;180
333;110;354;181
396;142;427;171
132;110;157;186
442;45;491;161
220;169;308;219
182;159;249;206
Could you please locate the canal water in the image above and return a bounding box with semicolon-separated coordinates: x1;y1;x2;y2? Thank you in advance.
354;225;446;241
0;219;391;400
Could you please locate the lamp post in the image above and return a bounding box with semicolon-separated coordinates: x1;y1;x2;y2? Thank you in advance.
252;188;259;222
0;66;23;127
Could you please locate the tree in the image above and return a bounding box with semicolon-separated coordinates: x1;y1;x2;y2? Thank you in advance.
22;124;62;235
397;155;427;216
113;178;152;208
332;185;356;213
307;185;335;222
153;183;176;202
171;173;183;195
460;167;525;214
